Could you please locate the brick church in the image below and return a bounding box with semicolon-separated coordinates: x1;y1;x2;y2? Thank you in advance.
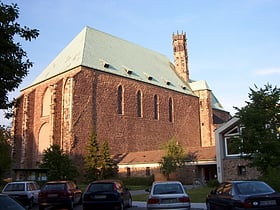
11;26;230;182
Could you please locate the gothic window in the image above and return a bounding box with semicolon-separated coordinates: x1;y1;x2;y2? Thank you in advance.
118;85;123;115
38;123;51;155
154;95;159;120
136;90;142;117
42;87;51;117
168;97;173;122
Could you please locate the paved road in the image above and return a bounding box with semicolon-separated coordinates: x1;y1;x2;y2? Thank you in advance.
31;202;206;210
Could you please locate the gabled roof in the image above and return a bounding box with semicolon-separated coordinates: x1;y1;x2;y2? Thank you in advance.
189;80;226;111
27;26;194;95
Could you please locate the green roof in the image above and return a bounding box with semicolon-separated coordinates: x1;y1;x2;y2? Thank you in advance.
29;26;193;95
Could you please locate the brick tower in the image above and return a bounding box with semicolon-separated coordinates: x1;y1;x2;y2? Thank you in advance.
172;31;189;82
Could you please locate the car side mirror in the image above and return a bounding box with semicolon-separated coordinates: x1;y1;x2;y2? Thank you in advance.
145;188;150;192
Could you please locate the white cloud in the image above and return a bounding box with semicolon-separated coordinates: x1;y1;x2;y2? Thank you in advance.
255;68;280;75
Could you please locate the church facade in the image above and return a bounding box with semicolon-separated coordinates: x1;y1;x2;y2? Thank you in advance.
11;27;230;182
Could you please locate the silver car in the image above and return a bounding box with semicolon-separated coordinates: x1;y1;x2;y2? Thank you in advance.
1;181;40;208
146;181;191;210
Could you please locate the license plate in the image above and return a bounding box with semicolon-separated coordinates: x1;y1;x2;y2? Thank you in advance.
48;194;58;198
260;200;276;206
161;198;177;204
94;195;106;199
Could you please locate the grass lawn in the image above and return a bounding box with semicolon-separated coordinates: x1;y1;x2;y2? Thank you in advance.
131;186;212;203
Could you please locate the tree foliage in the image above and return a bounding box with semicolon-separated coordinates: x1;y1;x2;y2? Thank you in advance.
159;138;185;179
235;84;280;175
0;1;39;110
84;131;117;182
0;126;11;179
39;144;78;181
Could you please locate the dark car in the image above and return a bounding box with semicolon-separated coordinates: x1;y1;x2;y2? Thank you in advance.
82;179;132;210
0;193;27;210
38;180;82;210
206;180;280;210
1;181;40;209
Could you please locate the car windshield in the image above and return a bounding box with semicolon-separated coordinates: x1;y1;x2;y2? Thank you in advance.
153;183;184;194
236;182;275;195
42;183;65;191
3;183;25;192
0;196;24;210
88;183;114;192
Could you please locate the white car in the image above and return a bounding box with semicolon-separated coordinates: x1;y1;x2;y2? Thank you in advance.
146;181;191;210
1;181;41;208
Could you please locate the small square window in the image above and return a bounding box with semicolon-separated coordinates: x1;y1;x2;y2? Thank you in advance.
238;166;246;176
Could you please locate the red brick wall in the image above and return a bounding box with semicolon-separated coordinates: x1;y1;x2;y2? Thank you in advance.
70;67;201;159
13;66;203;176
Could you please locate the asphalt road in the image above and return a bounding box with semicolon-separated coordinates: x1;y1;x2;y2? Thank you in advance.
31;202;206;210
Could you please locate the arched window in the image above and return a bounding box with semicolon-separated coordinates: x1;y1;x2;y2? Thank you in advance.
42;87;51;117
154;95;159;120
117;85;123;114
38;123;51;155
169;97;173;122
136;90;142;117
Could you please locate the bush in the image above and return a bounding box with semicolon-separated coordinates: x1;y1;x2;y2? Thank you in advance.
259;166;280;192
207;179;220;188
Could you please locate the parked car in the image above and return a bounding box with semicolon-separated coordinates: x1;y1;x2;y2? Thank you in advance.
38;180;82;210
146;181;191;210
82;179;132;210
0;193;27;210
206;180;280;210
1;181;40;209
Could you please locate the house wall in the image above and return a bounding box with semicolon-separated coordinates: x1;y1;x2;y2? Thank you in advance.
223;158;260;181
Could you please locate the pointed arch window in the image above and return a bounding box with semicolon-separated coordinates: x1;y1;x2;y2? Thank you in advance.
42;87;51;117
117;85;123;115
136;90;142;117
154;95;159;120
168;97;173;122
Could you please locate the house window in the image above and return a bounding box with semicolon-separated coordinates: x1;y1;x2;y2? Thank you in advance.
146;167;151;176
225;136;241;156
224;126;242;157
238;166;246;176
136;90;142;117
168;97;173;122
126;167;131;177
117;85;123;114
154;95;159;120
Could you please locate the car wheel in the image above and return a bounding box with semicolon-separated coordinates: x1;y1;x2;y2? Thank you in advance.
127;196;132;208
206;201;213;210
39;205;45;210
28;197;34;209
120;202;124;210
68;199;74;210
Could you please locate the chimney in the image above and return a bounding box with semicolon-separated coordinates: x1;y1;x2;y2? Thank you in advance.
172;31;189;82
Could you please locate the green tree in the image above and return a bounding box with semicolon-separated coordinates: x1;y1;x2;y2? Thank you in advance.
39;144;78;181
84;131;101;181
0;126;11;180
0;2;39;111
235;84;280;175
84;131;117;181
159;138;185;180
99;141;118;179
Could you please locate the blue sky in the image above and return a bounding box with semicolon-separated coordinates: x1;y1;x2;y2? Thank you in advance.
1;0;280;125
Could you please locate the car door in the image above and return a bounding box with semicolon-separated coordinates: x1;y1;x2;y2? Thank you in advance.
217;183;234;210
